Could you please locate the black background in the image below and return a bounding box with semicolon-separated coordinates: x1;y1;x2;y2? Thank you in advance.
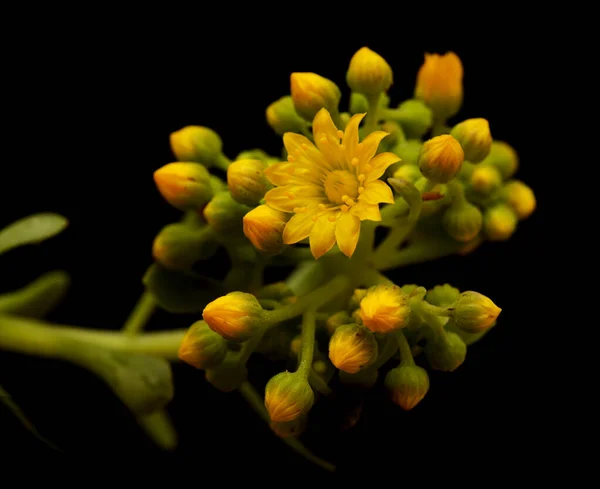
0;14;547;482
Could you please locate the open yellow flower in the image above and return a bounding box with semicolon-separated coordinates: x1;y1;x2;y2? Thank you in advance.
263;108;398;259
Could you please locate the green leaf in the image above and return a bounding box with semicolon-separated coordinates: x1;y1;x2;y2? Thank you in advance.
0;213;68;256
143;263;225;314
387;178;423;218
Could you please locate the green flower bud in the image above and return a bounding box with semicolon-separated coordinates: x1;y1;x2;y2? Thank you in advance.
227;159;271;206
448;291;501;333
202;291;267;342
401;284;427;299
203;191;251;235
418;135;464;184
425;331;466;372
170;126;223;167
290;72;341;122
384;365;430;410
235;148;276;164
443;201;483;243
339;367;378;390
270;416;307;438
153;162;213;211
502;180;536;220
450;118;492;163
346;47;393;97
390;139;423;175
178;320;228;370
483;204;518;241
480;141;519;179
470;165;502;195
394;99;433;138
266;96;307;135
426;284;460;307
325;310;353;336
348;289;368;311
152;223;218;270
265;371;314;422
289;334;302;357
255;281;294;301
349;92;369;114
391;163;422;184
329;324;378;374
205;355;248;393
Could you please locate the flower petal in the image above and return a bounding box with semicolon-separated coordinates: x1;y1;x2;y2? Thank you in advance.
283;208;318;244
356;130;389;168
342;113;365;168
361;180;395;204
335;212;361;257
265;185;325;212
365;152;401;182
312;108;344;170
264;162;295;186
309;214;337;259
352;201;382;221
283;132;330;172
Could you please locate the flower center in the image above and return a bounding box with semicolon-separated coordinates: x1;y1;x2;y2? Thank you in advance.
324;170;359;205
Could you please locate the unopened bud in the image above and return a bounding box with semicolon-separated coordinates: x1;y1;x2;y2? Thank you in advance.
329;324;378;374
359;285;411;333
152;223;218;270
153;162;213;211
380;121;406;149
483;204;517;241
205;355;248;393
203;191;251;235
394;99;433;138
450;118;492;163
392;139;423;169
384;365;430;410
266;96;307;135
290;72;341;122
227;159;271;206
235;148;275;164
443;201;483;243
270;416;307;438
448;291;501;333
202;291;266;342
178;320;228;370
242;204;290;254
289;335;302;356
392;163;422;184
425;331;466;372
470;165;502;194
481;141;519;179
418;135;464;184
346;46;393;97
502;180;536;220
170;126;223;167
325;310;352;336
348;289;368;310
426;284;460;307
401;284;427;300
265;371;314;422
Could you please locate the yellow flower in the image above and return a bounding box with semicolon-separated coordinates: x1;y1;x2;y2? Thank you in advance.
358;285;411;333
263;108;398;259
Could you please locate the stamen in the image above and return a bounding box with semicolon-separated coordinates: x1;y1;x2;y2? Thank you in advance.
286;192;295;199
351;157;359;166
344;197;355;206
364;163;373;171
358;186;364;194
336;130;344;139
287;155;296;162
341;194;349;201
318;204;327;210
358;174;366;183
328;214;338;222
320;136;328;144
301;143;308;149
293;206;307;213
340;205;349;212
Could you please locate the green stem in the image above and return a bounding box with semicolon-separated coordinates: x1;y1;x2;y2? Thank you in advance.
122;291;157;335
237;328;267;365
431;120;449;137
447;179;467;206
395;329;415;366
372;333;399;369
300;124;313;140
298;309;316;377
364;93;381;134
308;370;332;395
136;410;178;451
214;153;232;172
361;268;394;287
374;238;462;271
238;382;335;472
330;108;345;131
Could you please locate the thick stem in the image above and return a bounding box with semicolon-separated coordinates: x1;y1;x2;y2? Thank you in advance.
308;370;332;395
237;328;267;365
395;329;415;366
122;291;156;335
374;238;462;271
364;93;381;134
298;309;316;377
214;153;231;172
372;333;399;369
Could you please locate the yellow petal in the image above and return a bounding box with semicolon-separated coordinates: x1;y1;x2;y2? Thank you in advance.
356;130;389;168
265;185;324;212
365;152;401;182
342;113;365;167
352;201;382;221
335;212;361;257
312;108;344;170
309;214;337;259
283;132;330;171
283;208;319;244
361;180;394;204
265;162;294;186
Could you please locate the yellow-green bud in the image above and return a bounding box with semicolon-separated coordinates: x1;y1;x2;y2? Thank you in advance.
426;284;460;307
202;291;266;342
235;148;274;163
380;121;406;149
270;416;307;438
242;204;290;254
481;141;519;179
483;204;517;241
443;201;483;243
266;96;306;135
290;72;341;122
394;99;433;138
170;126;223;167
289;335;302;357
348;289;368;311
392;164;422;184
227;159;271;206
425;331;466;372
450;118;492;163
470;165;502;194
178;320;228;370
255;281;294;301
502;180;536;220
384;365;430;410
349;92;369;114
346;46;393;97
203;191;251;235
401;284;426;300
265;371;314;422
325;310;352;336
205;355;248;393
418;135;464;184
152;223;218;270
339;368;378;390
359;285;411;334
328;324;378;374
153;162;213;211
392;139;423;167
448;291;501;333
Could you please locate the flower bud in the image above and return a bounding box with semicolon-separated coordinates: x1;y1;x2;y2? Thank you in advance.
339;367;378;390
450;118;492;163
325;310;352;336
470;165;502;194
358;285;411;333
227;159;271;206
265;371;314;422
348;289;368;311
203;191;251;235
270;416;307;438
170;126;223;167
202;291;267;341
384;365;430;410
401;284;427;300
346;46;393;97
266;96;307;135
502;180;536;220
426;284;460;307
312;360;328;375
481;141;519;179
414;51;464;120
235;148;276;164
443;201;483;242
152;223;218;270
418;135;464;184
425;331;466;372
349;92;369;114
289;335;302;356
380;121;406;149
178;320;228;370
243;204;290;254
392;163;422;184
394;99;433;138
329;324;378;374
483;204;517;241
290;72;342;122
205;355;248;393
448;291;501;333
255;281;294;301
153;162;213;211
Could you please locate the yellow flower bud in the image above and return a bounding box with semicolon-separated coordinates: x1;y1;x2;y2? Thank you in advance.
290;72;341;122
425;331;466;372
442;201;483;243
394;99;433;138
203;191;251;235
392;163;422;184
483;204;517;241
470;165;502;194
384;365;430;410
170;126;223;167
346;46;393;97
414;51;464;120
325;310;352;336
265;371;314;423
312;360;328;375
329;323;378;374
450;118;492;163
153;162;213;211
178;320;228;370
418;135;464;184
202;291;266;341
205;355;248;393
266;96;306;135
481;141;519;179
358;285;411;334
503;180;536;220
242;204;290;254
152;223;218;270
426;284;460;307
227;159;271;206
448;291;501;333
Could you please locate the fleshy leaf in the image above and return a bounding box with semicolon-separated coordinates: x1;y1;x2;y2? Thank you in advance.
0;213;68;256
